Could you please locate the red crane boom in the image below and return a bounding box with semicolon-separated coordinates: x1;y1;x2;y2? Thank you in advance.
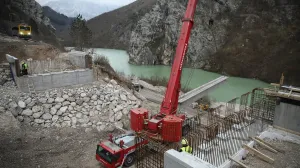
130;0;199;142
96;1;200;167
160;0;198;115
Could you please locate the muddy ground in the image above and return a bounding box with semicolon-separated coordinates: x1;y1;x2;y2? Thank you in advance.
0;125;118;168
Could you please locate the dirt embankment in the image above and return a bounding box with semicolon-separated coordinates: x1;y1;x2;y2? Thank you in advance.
0;35;61;63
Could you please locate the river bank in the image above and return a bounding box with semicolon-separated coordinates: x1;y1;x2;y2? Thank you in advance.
93;48;270;102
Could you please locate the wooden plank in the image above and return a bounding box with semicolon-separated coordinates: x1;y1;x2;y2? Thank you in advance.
254;137;285;153
250;137;278;153
271;83;280;87
229;157;249;168
243;144;274;164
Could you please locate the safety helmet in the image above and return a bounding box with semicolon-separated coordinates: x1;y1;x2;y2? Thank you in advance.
181;138;188;145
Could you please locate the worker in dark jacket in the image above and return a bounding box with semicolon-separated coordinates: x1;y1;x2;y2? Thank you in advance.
21;61;28;75
179;138;193;154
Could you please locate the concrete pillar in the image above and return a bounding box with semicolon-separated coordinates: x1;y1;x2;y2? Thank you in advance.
15;59;21;77
273;98;300;133
85;55;92;69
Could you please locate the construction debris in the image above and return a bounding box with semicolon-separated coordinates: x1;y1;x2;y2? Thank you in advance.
250;137;278;154
242;144;274;164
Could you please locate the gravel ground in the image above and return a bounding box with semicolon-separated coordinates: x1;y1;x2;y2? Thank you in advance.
0;125;123;168
232;140;300;168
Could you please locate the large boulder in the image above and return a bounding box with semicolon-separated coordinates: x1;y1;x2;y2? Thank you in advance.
55;97;64;103
18;101;26;109
22;109;33;116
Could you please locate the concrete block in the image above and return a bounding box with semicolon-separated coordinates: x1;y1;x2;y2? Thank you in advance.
15;69;94;92
41;73;52;89
164;149;216;168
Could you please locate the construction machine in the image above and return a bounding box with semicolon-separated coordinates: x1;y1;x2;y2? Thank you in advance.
12;23;32;39
199;104;209;111
96;131;148;168
96;0;199;167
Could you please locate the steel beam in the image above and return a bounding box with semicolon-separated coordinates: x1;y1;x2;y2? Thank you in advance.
178;76;228;107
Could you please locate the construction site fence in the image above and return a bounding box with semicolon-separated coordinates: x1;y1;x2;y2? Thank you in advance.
25;55;87;75
134;88;276;168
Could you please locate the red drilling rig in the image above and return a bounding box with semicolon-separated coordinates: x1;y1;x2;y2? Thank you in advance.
96;0;199;167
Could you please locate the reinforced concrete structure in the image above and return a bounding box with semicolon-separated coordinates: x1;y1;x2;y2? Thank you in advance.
265;85;300;134
6;54;94;93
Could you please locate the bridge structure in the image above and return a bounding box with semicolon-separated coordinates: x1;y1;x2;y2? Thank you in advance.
178;76;228;108
139;76;228;113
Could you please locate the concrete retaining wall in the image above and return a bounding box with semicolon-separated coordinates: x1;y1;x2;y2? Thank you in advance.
16;69;94;92
274;101;300;133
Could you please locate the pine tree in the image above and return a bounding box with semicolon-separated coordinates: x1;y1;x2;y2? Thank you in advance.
70;14;92;51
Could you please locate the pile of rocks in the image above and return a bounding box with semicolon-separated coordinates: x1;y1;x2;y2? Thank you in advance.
2;80;141;132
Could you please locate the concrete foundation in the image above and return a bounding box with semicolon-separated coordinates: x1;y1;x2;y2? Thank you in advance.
16;69;94;92
273;99;300;133
220;126;300;168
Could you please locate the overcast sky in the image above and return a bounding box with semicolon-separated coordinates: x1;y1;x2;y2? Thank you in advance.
36;0;136;6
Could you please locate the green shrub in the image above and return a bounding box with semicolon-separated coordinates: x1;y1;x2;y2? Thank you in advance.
93;56;110;67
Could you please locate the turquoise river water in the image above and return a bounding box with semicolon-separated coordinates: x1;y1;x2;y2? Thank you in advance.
94;48;269;102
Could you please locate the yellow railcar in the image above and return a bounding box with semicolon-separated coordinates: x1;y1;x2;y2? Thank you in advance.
12;23;32;39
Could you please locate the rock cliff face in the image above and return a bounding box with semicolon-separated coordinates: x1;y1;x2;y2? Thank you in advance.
127;0;300;85
129;0;241;67
86;0;157;50
42;6;74;36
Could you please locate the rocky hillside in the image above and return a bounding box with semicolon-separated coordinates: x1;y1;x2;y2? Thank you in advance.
0;0;61;47
42;6;73;37
86;0;157;49
87;0;300;85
